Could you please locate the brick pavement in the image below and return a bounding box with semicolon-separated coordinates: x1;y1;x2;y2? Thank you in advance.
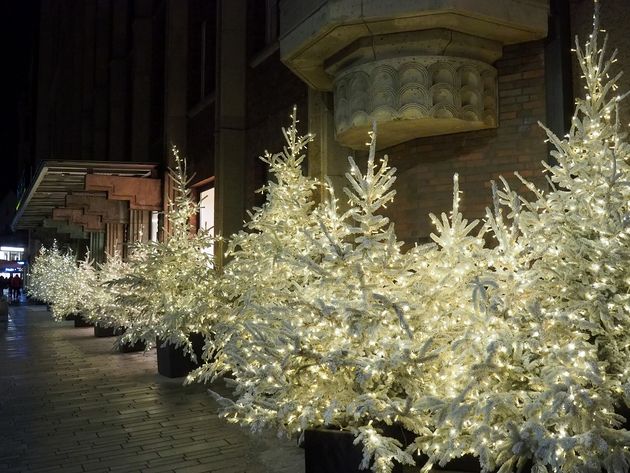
0;304;304;473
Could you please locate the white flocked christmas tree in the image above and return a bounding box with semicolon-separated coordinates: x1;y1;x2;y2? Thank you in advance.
28;242;90;322
113;149;217;358
82;249;129;331
194;122;465;473
188;108;321;383
27;3;630;472
414;3;630;472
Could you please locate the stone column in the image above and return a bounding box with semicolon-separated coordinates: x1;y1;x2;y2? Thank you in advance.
81;1;96;159
94;0;111;162
307;89;351;203
164;0;188;166
109;0;131;161
35;1;59;161
130;0;154;163
545;0;573;142
214;0;247;267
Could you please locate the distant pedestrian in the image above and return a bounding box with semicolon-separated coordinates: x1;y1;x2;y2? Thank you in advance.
10;274;22;302
7;275;14;300
15;275;23;301
0;276;6;298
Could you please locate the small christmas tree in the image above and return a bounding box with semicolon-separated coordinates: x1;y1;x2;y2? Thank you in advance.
28;242;87;321
81;249;129;330
187;107;320;383
113;149;217;358
404;173;496;467
415;3;630;472
27;243;58;304
58;252;98;321
197;125;485;472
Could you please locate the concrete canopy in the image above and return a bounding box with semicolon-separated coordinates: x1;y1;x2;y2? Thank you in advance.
11;161;160;233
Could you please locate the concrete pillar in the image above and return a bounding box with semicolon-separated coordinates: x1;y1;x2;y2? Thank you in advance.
104;1;130;257
81;1;96;160
130;0;154;162
214;0;247;267
35;1;55;162
545;0;573;144
307;89;351;203
164;0;188;166
94;0;111;161
69;2;85;160
109;1;131;161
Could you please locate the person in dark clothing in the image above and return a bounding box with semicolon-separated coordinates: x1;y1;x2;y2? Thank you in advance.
10;275;22;302
7;275;14;300
13;274;22;302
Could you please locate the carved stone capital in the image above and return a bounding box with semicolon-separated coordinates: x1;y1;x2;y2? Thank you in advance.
280;0;548;148
334;55;497;149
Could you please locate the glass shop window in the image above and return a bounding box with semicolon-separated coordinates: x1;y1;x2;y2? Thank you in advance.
198;187;215;257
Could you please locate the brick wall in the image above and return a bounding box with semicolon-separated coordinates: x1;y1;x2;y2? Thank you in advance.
245;51;308;210
570;0;630;128
379;40;549;245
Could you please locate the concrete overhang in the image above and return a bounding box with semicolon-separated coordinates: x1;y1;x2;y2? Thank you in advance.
12;160;160;233
280;0;548;149
280;0;550;91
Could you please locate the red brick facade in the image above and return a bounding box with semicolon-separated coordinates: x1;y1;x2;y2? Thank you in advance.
381;41;549;245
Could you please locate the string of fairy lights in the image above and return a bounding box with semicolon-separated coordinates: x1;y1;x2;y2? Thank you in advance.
29;3;630;472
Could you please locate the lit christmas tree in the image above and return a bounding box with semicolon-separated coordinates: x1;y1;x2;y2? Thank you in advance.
27;242;60;304
113;149;217;359
81;249;130;330
194;123;485;473
28;242;87;321
188;108;320;383
414;3;630;472
56;252;98;321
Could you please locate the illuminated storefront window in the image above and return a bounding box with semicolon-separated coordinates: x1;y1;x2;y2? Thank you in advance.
199;188;215;256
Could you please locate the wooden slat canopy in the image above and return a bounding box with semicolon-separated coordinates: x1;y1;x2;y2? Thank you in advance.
84;175;161;211
12;160;159;232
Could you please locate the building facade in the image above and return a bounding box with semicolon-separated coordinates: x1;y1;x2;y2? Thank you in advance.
11;0;630;263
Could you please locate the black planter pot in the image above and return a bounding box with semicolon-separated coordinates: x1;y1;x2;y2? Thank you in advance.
119;339;147;353
617;404;630;430
432;454;483;472
156;332;205;378
74;314;93;327
304;428;404;473
94;324;118;337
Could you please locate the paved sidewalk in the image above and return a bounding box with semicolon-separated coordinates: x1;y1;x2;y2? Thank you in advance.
0;304;304;473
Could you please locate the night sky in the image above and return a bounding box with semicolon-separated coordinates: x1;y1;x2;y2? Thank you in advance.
0;2;39;200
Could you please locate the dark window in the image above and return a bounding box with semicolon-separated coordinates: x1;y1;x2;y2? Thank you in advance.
188;0;216;107
265;0;279;45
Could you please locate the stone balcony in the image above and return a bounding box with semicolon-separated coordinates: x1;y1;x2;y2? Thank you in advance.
279;0;549;149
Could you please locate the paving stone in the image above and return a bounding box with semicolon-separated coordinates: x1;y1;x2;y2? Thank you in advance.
0;305;304;473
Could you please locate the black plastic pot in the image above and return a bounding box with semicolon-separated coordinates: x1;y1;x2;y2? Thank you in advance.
432;454;483;472
74;314;93;327
156;332;205;378
304;427;404;473
118;339;146;353
94;324;118;337
617;404;630;430
304;424;486;473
